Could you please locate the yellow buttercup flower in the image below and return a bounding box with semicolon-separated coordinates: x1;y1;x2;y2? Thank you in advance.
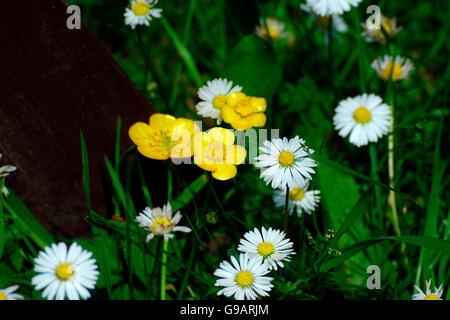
129;113;200;160
221;92;267;130
194;127;246;180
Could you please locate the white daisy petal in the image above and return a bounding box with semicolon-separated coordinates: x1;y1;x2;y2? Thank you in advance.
31;242;99;300
195;78;242;123
136;203;191;241
254;137;317;189
237;227;295;271
371;55;414;82
124;0;162;29
412;279;444;300
333;93;392;147
214;253;273;300
255;18;286;41
0;285;24;300
306;0;362;16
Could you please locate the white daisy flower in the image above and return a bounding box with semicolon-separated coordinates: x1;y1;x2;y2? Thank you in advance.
136;203;191;241
124;0;162;29
306;0;362;16
0;154;16;178
333;93;392;147
371;55;414;82
254;136;318;189
0;285;24;300
214;253;273;300
255;18;286;41
300;4;348;32
237;227;295;271
273;180;321;217
361;16;402;44
412;279;444;300
32;242;99;300
196;78;242;125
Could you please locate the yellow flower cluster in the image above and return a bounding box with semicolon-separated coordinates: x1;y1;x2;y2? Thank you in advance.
221;92;267;130
129;113;246;180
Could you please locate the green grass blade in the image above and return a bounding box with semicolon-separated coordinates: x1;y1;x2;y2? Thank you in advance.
321;236;450;272
80;131;92;211
91;226;113;299
170;174;208;212
415;115;445;283
160;16;202;87
0;178;6;258
4;190;52;248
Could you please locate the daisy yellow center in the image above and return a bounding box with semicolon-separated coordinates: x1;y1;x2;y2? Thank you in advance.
353;107;372;124
257;242;275;258
278;151;295;167
56;263;74;281
382;21;394;36
261;26;279;39
267;26;279;39
132;1;151;16
152;217;172;233
424;294;439;300
0;292;6;300
212;94;227;110
382;62;403;80
289;187;305;201
236;271;253;288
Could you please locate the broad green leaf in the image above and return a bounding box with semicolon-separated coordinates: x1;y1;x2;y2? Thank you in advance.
170;174;208;212
330;187;374;248
221;35;282;103
91;226;122;297
317;157;371;286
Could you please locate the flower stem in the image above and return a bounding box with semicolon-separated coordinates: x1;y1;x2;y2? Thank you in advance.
284;184;289;233
388;120;400;236
386;75;400;236
160;238;169;300
161;161;172;300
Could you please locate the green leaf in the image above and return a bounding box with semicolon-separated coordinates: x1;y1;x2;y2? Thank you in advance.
221;35;282;103
330;187;374;248
416;116;445;283
317;159;372;285
0;177;6;258
170;174;208;212
160;16;202;87
126;242;154;287
104;157;127;208
80;131;91;211
314;154;419;205
4;190;53;248
321;236;450;272
91;226;119;298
